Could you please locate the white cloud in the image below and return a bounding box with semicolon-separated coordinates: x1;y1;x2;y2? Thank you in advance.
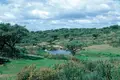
117;16;120;20
0;0;120;30
68;19;92;24
31;9;50;19
50;20;60;24
96;15;107;20
0;13;16;21
100;4;111;10
4;13;16;19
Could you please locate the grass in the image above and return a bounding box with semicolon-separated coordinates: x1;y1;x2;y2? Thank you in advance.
85;44;120;54
0;59;65;80
76;44;120;61
1;44;120;80
0;75;16;80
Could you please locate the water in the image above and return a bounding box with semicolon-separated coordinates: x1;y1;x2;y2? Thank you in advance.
47;50;71;55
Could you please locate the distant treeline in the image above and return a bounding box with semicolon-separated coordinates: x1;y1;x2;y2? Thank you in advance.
20;24;120;47
1;23;120;45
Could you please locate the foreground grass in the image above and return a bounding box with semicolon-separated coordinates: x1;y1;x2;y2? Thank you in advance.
17;60;120;80
0;59;65;80
1;44;120;80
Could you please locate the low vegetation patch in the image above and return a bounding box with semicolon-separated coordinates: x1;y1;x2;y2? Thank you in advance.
17;60;120;80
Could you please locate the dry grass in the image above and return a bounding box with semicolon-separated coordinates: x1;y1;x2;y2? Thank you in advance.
0;74;16;80
85;44;113;50
85;44;120;54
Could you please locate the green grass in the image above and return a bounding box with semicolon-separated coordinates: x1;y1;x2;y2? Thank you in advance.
76;44;120;61
1;44;120;80
0;59;65;80
0;75;16;80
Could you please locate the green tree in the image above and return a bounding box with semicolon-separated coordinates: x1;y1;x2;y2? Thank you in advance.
65;40;86;56
0;23;29;57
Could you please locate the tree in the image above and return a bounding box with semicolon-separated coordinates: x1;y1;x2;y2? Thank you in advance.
92;33;99;39
110;25;120;29
0;23;29;57
65;40;86;56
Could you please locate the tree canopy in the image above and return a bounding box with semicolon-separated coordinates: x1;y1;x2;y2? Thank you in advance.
0;23;29;58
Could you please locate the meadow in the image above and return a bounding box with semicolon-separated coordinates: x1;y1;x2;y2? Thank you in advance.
1;44;120;80
0;59;66;80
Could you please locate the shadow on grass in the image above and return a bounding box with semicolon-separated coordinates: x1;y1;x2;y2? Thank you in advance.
20;54;44;60
0;57;10;65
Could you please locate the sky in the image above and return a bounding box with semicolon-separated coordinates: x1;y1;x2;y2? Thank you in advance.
0;0;120;31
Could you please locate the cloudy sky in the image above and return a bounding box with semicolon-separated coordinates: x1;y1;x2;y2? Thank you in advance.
0;0;120;31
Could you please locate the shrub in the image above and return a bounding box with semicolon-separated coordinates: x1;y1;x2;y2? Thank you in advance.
27;68;58;80
47;54;70;60
42;53;79;61
95;61;112;80
17;65;61;80
54;61;86;80
17;65;36;80
17;60;120;80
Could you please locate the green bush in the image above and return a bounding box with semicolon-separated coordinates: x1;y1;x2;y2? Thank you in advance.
17;65;36;80
17;65;60;80
17;60;120;80
54;61;86;80
47;54;70;60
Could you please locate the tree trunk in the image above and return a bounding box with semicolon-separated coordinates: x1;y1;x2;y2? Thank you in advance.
71;50;76;56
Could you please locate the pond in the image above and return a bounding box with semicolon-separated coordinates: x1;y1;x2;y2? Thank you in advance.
47;50;71;55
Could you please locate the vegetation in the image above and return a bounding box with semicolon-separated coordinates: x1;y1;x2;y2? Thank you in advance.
17;60;120;80
65;40;86;55
19;24;120;47
1;23;120;80
1;23;120;58
0;23;29;58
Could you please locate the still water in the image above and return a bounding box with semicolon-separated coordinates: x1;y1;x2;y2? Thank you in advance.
48;50;71;55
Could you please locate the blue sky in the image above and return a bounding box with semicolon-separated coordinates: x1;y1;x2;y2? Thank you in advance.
0;0;120;31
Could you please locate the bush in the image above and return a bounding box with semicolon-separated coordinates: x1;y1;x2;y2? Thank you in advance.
54;61;86;80
46;54;70;60
17;65;60;80
95;61;112;80
38;51;79;61
17;65;36;80
33;68;58;80
17;60;120;80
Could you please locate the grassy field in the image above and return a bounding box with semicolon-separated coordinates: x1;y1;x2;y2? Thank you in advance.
1;44;120;80
76;44;120;61
0;59;66;80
